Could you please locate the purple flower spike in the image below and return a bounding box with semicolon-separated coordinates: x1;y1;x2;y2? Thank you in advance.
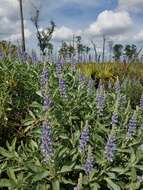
84;155;94;175
79;126;89;152
40;121;53;162
111;112;118;127
127;116;137;139
105;135;116;162
96;87;106;113
59;78;67;99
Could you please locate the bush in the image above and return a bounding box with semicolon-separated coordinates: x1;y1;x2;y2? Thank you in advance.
1;62;143;189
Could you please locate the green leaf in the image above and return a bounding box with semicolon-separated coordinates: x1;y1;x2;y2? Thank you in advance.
7;168;17;183
105;178;121;190
0;179;15;188
59;163;75;173
32;171;49;182
90;183;100;190
52;179;60;190
0;147;14;158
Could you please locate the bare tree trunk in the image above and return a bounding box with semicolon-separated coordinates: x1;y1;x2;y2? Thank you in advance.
19;0;26;52
102;36;106;63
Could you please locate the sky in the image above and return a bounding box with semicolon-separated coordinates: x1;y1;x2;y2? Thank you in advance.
1;0;143;53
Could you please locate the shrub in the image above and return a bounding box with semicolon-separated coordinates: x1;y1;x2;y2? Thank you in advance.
1;62;143;189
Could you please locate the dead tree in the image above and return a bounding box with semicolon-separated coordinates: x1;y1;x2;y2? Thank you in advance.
31;9;55;57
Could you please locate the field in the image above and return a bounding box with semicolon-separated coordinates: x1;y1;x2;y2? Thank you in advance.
0;53;143;190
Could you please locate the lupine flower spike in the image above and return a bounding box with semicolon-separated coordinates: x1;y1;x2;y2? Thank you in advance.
59;78;67;99
127;115;137;139
96;85;106;113
84;155;94;175
79;125;89;152
40;121;53;162
105;135;116;162
111;112;118;127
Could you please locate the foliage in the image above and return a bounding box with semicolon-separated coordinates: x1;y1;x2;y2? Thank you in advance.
0;57;41;146
1;60;143;189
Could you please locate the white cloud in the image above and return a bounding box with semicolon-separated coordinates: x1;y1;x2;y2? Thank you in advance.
53;26;82;41
118;0;143;12
86;10;133;36
133;30;143;43
4;29;31;41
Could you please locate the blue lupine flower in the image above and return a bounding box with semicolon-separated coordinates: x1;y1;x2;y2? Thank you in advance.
140;95;143;110
40;121;53;162
32;52;38;63
79;126;89;152
114;78;120;94
105;135;116;162
59;78;67;99
127;116;137;139
56;61;62;77
111;112;118;127
84;155;94;175
96;87;106;113
87;79;94;96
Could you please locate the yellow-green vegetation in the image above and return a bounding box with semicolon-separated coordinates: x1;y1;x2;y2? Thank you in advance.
77;62;143;82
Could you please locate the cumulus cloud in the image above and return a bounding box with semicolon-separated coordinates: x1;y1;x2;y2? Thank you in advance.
86;10;133;37
0;0;35;42
118;0;143;12
53;26;82;41
133;30;143;43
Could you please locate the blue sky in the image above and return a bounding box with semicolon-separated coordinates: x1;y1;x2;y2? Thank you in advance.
1;0;143;53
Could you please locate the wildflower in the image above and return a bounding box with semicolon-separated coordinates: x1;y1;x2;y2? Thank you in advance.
84;155;94;175
96;87;106;113
32;51;38;63
114;77;120;94
105;135;116;162
127;116;137;139
79;126;89;152
87;79;94;96
59;78;67;99
140;95;143;110
40;121;53;162
56;61;62;77
111;112;118;127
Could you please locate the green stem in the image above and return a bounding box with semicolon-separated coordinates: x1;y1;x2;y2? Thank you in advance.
52;179;60;190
